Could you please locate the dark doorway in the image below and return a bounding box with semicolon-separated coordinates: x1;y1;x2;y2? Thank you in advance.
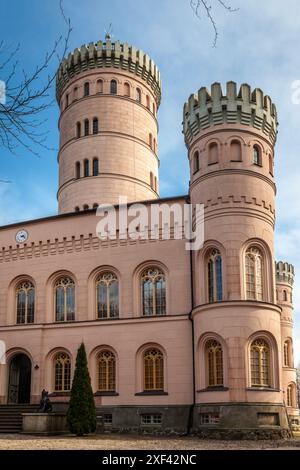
8;354;31;404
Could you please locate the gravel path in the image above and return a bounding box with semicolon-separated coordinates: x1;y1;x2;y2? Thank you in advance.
0;434;300;450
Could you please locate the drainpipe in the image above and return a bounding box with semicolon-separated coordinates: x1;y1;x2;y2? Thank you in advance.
187;231;196;435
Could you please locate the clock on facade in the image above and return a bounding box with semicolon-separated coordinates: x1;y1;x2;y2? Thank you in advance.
15;229;29;244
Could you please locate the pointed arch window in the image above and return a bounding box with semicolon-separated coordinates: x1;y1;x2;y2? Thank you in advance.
93;118;99;134
287;383;295;407
193;151;200;173
136;88;141;103
141;268;166;316
110;80;117;94
54;353;71;392
84;82;90;97
98;350;116;392
245;247;263;300
55;277;75;322
253;145;261;165
207;249;223;302
93;158;99;176
96;272;119;319
250;338;271;387
124;82;130;97
205;339;223;387
16;281;35;324
144;348;164;391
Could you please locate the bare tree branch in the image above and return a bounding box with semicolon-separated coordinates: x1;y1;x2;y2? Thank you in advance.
190;0;239;47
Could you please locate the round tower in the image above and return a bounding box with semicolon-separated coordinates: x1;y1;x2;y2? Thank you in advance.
56;35;161;214
184;82;294;437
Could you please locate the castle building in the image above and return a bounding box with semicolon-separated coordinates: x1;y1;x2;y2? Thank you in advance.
0;35;299;437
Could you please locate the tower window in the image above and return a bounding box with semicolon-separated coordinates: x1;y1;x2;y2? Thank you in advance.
73;86;78;101
193;151;200;173
207;249;223;302
230;140;242;162
154;176;158;192
83;204;89;211
75;206;80;212
84;159;89;177
150;172;153;189
149;133;153;149
84;119;89;136
76;122;81;138
110;80;117;94
97;79;103;94
146;95;150;109
65;93;69;109
93;158;99;176
75;161;80;179
269;154;273;175
245;247;263;300
93;118;99;134
153;138;156;153
124;83;130;97
208;142;218;165
152;103;156;116
136;88;141;103
84;82;90;97
253;145;261;166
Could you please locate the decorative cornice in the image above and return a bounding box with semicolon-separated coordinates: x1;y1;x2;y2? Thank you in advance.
276;261;294;286
183;81;278;147
56;39;162;104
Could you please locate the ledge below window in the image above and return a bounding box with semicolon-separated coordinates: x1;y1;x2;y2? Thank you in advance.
135;391;168;396
197;386;229;393
94;391;119;397
246;387;280;392
48;391;71;397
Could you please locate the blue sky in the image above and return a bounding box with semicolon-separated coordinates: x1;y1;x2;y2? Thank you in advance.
1;0;300;360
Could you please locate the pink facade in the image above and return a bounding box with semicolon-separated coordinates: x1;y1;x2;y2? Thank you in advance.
0;37;298;437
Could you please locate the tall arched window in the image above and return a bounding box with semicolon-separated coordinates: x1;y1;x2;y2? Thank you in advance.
54;353;71;392
93;117;99;134
269;154;273;175
283;290;288;301
287;383;295;407
84;82;90;97
16;281;35;324
207;249;223;302
154;176;158;192
230;140;242;162
96;272;119;319
110;80;117;94
124;82;130;97
65;93;69;109
146;95;150;109
149;133;153;149
250;338;271;387
76;122;81;138
55;277;75;322
150;172;153;188
153;138;156;153
84;119;89;136
193;151;200;173
152;103;156;116
75;161;80;179
98;350;116;392
205;339;223;387
141;268;166;316
93;158;99;176
73;86;78;101
208;142;218;164
84;159;89;177
284;340;292;367
144;348;164;391
96;79;103;94
253;145;261;165
136;88;141;103
245;247;263;300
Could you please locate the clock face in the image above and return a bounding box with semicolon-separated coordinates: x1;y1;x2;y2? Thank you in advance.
16;229;28;244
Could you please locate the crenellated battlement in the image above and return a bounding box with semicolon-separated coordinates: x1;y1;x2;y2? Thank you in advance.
183;81;278;147
56;37;162;104
276;261;295;286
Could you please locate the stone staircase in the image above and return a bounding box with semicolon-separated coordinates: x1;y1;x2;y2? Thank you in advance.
0;404;37;433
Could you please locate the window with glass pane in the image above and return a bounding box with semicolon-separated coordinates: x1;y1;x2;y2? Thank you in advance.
245;247;264;300
76;122;81;138
55;277;75;322
93;118;99;134
136;88;141;102
98;350;116;391
205;339;223;386
93;158;99;176
110;80;117;94
84;159;89;177
84;82;90;97
84;119;89;136
75;162;80;179
253;146;261;165
144;348;164;391
250;338;270;387
96;273;119;319
207;249;223;303
16;281;35;324
284;340;291;367
287;384;294;407
54;353;71;392
141;268;166;316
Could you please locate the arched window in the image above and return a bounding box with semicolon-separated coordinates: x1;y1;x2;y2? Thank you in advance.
193;151;200;173
230;140;242;162
73;86;78;101
76;122;81;138
152;103;156;116
93;118;99;134
253;145;261;165
283;290;288;301
98;350;116;392
124;83;130;97
84;159;89;177
16;281;35;324
207;249;223;302
65;93;69;109
75;161;80;179
205;339;223;387
136;88;141;103
245;247;263;300
83;204;89;211
96;272;119;319
154;176;158;192
54;353;71;392
208;142;218;164
149;133;153;149
269;154;273;175
250;338;270;387
153;138;156;153
150;172;153;188
284;340;292;367
110;80;117;94
144;348;164;391
55;277;75;322
141;268;166;316
146;95;150;109
84;119;89;136
93;158;99;176
84;82;90;97
96;79;103;94
287;383;295;407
